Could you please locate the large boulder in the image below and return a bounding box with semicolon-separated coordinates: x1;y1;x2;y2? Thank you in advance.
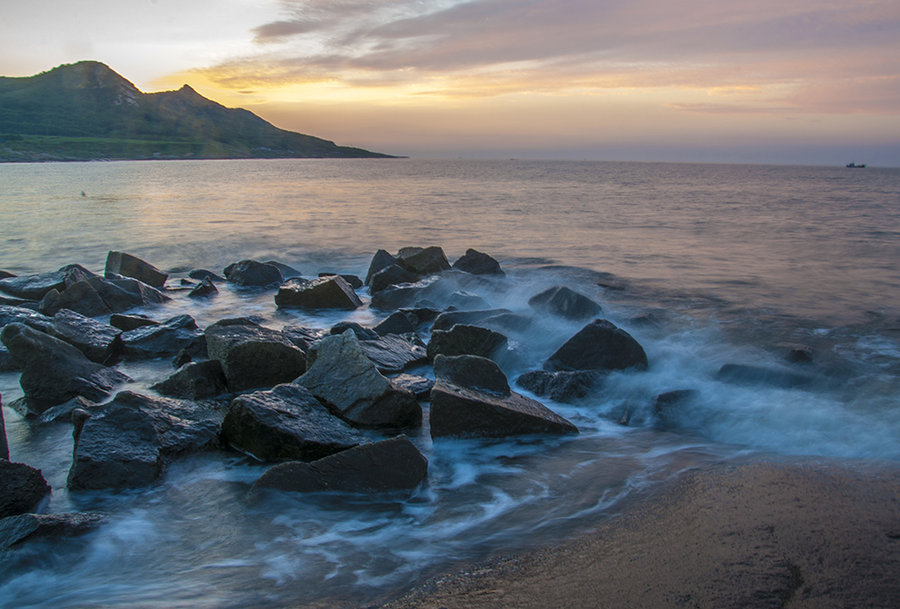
373;311;418;336
0;264;94;300
452;249;504;275
0;460;51;517
120;314;204;360
426;324;508;361
222;384;366;462
205;318;307;392
545;319;648;372
42;275;170;317
369;264;420;293
528;286;602;320
0;513;104;550
223;260;283;288
0;346;19;372
430;355;578;438
105;251;168;288
431;308;515;331
151;360;229;400
39;279;111;317
516;370;605;402
396;246;451;276
48;309;123;364
359;334;428;374
109;313;157;332
364;249;397;286
275;276;362;310
0;323;130;413
295;330;421;429
252;435;428;494
0;305;53;333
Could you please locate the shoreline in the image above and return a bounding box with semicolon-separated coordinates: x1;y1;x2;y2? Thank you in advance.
380;459;900;609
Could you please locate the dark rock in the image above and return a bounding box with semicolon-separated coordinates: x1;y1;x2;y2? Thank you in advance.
206;318;306;392
374;311;418;336
0;346;20;372
528;286;602;320
319;273;363;289
0;304;54;333
295;330;422;429
151;360;228;400
48;309;123;364
448;291;490;310
402;307;442;325
0;294;32;307
545;319;648;372
222;384;366;462
396;246;451;276
224;259;284;288
426;324;508;361
39;280;112;317
434;354;510;396
0;323;130;412
275;276;362;310
0;513;104;550
0;460;51;517
364;249;397;286
0;270;15;280
120;314;204;360
716;364;815;389
75;276;168;313
516;370;605;402
391;374;434;399
281;325;325;352
37;396;98;424
0;264;94;300
369;264;421;293
359;334;428;374
330;321;379;341
452;249;504;275
785;345;814;364
188;276;218;298
252;435;427;494
264;260;302;279
653;389;700;428
432;309;515;332
0;393;7;459
109;313;157;332
105;251;167;288
370;284;427;311
188;269;225;282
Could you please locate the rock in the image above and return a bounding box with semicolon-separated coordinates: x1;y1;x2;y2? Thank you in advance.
516;370;605;402
120;314;204;360
716;364;815;389
370;284;427;310
295;330;422;429
275;276;362;310
785;345;814;364
105;251;168;288
396;246;451;276
0;264;94;300
264;260;302;279
545;319;648;372
223;259;284;288
452;249;504;275
369;264;421;293
319;273;363;289
433;354;510;396
0;513;104;550
426;324;508;361
0;393;7;459
222;384;366;462
151;360;228;400
0;305;54;333
109;313;157;332
430;358;578;439
281;325;325;352
205;318;306;392
0;460;51;517
330;321;379;341
48;309;123;364
188;276;218;298
0;270;15;280
39;280;112;317
188;269;224;282
0;346;21;372
359;334;428;374
0;323;130;413
68;276;168;314
253;435;427;494
364;249;397;286
37;396;98;424
391;374;434;399
374;311;418;336
529;286;602;320
432;308;515;332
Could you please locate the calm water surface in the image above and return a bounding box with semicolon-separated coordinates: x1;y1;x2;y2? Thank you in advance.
1;159;899;608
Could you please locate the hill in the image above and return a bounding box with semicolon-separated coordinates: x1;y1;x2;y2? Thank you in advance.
0;61;394;161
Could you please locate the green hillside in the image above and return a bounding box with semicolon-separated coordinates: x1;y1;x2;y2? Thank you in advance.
0;61;394;161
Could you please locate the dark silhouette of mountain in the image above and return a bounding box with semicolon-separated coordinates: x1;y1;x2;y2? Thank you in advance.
0;61;395;161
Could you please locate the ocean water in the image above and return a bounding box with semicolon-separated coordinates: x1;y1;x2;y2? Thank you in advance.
0;159;899;608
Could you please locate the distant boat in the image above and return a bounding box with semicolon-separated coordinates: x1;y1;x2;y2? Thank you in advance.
846;162;867;168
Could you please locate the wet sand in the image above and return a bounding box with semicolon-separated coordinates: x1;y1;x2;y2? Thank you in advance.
382;460;900;609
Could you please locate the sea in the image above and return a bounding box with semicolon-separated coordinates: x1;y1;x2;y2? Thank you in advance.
1;159;899;608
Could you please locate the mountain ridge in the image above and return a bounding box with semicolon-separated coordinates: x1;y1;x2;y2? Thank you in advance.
0;61;395;161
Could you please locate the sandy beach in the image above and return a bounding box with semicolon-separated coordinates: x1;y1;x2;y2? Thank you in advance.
382;460;900;609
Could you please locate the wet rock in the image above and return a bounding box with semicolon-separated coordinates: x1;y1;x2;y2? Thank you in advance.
120;314;204;360
0;270;15;280
364;249;397;286
223;260;283;288
374;311;418;336
188;269;224;282
430;356;578;439
37;396;98;424
188;276;218;298
529;286;602;321
0;323;130;413
391;374;434;399
39;280;111;317
0;513;104;550
151;360;228;400
716;364;815;389
275;276;362;310
73;276;169;313
426;324;508;361
281;325;325;352
0;305;53;333
0;346;21;372
105;251;168;288
206;318;307;392
448;291;490;310
252;435;428;494
222;384;366;462
48;309;123;364
545;319;648;372
432;308;515;332
369;264;421;293
0;264;94;300
359;334;428;374
434;354;510;396
318;273;363;289
396;246;451;276
295;330;422;429
0;393;7;459
0;460;51;517
264;260;302;279
109;313;157;332
370;284;426;311
452;248;504;275
330;321;379;341
653;389;700;428
516;370;605;402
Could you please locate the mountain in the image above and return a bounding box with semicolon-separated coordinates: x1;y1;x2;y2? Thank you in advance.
0;61;394;161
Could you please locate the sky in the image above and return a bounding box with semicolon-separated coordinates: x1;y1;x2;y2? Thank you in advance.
2;0;900;165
